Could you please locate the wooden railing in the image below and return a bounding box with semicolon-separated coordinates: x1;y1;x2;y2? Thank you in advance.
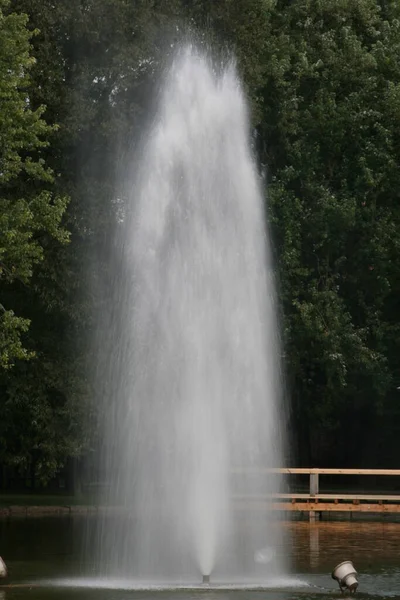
231;468;400;520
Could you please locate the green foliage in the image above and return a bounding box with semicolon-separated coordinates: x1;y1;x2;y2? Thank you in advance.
0;308;32;367
0;0;76;482
259;0;400;461
0;350;87;483
0;0;69;369
0;0;186;483
1;0;400;481
181;0;400;462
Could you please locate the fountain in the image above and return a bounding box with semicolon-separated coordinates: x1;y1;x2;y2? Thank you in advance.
95;44;286;585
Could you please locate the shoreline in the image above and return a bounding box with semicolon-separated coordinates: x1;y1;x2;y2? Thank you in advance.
0;505;98;517
0;505;399;521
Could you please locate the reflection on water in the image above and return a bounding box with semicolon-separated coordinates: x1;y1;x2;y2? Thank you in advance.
0;518;399;599
308;526;319;570
288;521;400;573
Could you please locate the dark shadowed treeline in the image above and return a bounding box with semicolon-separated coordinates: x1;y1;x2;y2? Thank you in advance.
1;0;399;487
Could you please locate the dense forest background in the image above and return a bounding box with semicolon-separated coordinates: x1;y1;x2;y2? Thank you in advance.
1;0;400;490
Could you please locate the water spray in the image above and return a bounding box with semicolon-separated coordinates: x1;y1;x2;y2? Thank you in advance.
95;44;284;581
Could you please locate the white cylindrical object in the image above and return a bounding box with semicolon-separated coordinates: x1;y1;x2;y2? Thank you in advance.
332;561;358;592
344;573;358;592
0;557;7;578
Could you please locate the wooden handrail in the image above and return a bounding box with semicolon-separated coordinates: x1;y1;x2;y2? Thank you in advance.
231;468;400;520
232;493;400;501
232;468;400;475
231;467;400;515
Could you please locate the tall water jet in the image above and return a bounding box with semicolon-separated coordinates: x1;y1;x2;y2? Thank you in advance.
95;45;286;584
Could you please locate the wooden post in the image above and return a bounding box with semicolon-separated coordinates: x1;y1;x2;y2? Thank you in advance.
310;472;319;496
309;472;319;521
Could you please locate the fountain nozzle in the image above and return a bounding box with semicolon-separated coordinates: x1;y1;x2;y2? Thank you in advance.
202;575;210;585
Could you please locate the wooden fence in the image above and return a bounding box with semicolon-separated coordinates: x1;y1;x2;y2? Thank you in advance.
232;468;400;520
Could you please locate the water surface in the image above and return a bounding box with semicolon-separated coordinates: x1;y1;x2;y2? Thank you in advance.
0;518;399;599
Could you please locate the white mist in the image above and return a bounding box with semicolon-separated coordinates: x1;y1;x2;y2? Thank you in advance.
96;45;286;584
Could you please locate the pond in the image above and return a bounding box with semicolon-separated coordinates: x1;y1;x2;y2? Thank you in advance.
0;518;399;599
